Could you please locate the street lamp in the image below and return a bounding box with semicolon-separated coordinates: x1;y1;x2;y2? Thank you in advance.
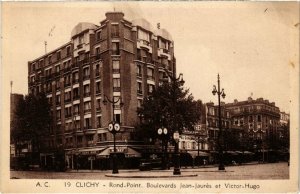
103;94;123;174
158;127;168;170
212;73;226;171
173;131;181;175
162;69;184;176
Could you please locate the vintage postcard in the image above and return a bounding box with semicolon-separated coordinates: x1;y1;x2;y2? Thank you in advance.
1;1;299;193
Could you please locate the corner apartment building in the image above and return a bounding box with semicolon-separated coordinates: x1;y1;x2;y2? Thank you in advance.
27;12;176;169
225;97;281;152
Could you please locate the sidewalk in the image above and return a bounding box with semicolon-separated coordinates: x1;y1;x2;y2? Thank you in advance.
67;161;262;174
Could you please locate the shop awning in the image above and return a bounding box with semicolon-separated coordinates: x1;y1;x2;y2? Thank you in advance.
96;147;141;158
188;151;210;158
125;147;142;158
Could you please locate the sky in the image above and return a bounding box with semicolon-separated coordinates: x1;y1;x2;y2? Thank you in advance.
2;2;299;113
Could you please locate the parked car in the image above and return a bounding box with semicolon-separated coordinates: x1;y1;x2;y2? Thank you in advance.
139;158;162;171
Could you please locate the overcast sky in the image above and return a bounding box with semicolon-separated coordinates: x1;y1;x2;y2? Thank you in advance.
2;2;299;113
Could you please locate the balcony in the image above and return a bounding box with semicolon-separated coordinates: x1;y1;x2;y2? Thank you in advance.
95;71;100;77
112;69;120;74
72;78;79;84
64;67;71;73
65;114;72;119
83;75;90;81
73;95;80;101
72;63;79;69
95;54;101;60
95;90;101;95
136;73;142;78
83;92;90;97
82;58;90;65
137;39;152;53
158;48;171;60
64;82;71;87
137;90;143;95
96;107;101;113
84;125;92;130
64;98;71;103
111;33;119;38
77;44;83;49
147;75;155;81
113;87;121;92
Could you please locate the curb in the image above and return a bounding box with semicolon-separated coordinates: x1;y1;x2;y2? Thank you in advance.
105;173;198;178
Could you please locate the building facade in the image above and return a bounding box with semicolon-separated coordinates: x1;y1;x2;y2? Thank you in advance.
27;12;176;169
225;97;281;161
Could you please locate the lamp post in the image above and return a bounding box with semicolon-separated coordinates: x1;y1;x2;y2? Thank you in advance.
173;131;181;175
162;69;184;176
103;95;123;174
158;127;168;170
212;73;226;171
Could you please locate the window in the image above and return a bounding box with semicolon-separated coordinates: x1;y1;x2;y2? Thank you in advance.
137;82;142;94
258;115;261;122
147;84;154;94
249;116;253;123
83;67;90;80
96;81;101;94
83;84;90;96
97;116;101;128
67;46;71;56
112;42;120;55
96;31;101;41
65;91;71;102
138;29;150;42
159;38;169;49
113;78;120;92
114;113;121;123
57;51;61;60
112;61;120;73
56;110;61;120
56;94;61;105
113;96;121;109
79;34;84;45
55;65;60;73
48;55;52;64
234;118;238;125
65;107;72;118
111;24;119;37
73;71;79;83
46;82;52;93
96;47;100;57
64;75;71;87
84;118;91;129
73;88;79;100
87;135;93;141
56;80;60;89
96;99;101;111
136;65;142;77
137;99;142;108
48;96;52;104
209;108;215;115
95;64;100;76
240;118;244;126
45;68;52;77
147;68;154;80
74;104;80;114
84;101;91;112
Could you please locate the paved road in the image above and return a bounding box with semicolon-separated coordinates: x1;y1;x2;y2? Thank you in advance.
10;162;289;180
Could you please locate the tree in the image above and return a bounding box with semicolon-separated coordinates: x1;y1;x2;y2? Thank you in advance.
11;92;52;155
136;77;202;142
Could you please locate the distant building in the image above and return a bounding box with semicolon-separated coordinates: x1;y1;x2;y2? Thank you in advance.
27;12;176;169
225;97;281;157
